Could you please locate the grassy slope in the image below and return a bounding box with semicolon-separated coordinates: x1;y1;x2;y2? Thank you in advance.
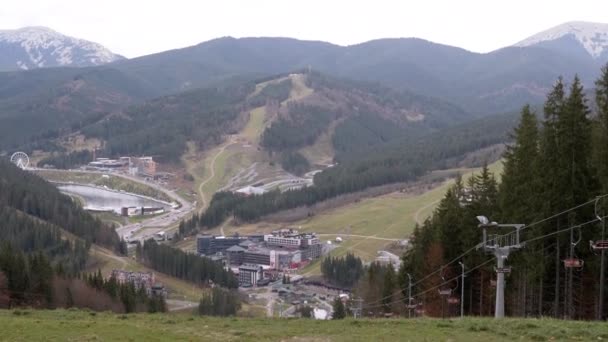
183;74;313;213
1;310;606;341
303;161;503;274
88;246;203;302
223;161;503;276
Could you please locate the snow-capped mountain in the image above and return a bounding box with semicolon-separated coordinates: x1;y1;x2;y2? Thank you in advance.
0;27;123;71
515;21;608;61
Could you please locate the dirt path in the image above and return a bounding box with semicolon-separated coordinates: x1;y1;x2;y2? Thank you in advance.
92;245;128;270
414;199;440;225
315;233;400;241
198;138;235;209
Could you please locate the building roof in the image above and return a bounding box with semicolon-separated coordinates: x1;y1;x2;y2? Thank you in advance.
235;186;267;195
226;245;246;252
239;264;262;271
245;247;270;255
239;240;256;248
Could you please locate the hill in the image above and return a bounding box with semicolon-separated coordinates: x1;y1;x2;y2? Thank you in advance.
22;71;466;165
0;27;123;71
259;72;469;162
516;21;608;63
192;109;517;231
1;309;607;341
108;34;601;115
0;66;153;151
0;158;121;249
1;21;607;153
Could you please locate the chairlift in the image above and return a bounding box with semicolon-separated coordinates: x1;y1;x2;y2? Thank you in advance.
447;297;460;304
438;266;458;298
564;227;584;269
590;240;608;251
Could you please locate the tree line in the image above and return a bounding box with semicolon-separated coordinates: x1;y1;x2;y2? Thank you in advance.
81;81;254;163
0;244;163;313
247;78;292;107
175;108;516;236
137;240;238;289
37;150;93;169
0;206;88;274
279;151;310;176
0;159;123;251
261;103;335;152
320;253;364;288
84;270;166;313
388;66;608;319
197;287;241;317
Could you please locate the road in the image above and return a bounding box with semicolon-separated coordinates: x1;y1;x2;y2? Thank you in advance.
35;168;194;241
315;233;401;241
414;199;440;225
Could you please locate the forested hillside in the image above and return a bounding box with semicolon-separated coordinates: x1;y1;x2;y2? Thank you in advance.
82;79;255;162
0;159;122;250
1;34;601;155
260;72;469;161
111;36;601;114
0;67;152;151
388;66;608;319
0;159;168;312
179;107;518;234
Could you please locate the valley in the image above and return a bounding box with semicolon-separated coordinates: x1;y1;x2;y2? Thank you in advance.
2;12;608;336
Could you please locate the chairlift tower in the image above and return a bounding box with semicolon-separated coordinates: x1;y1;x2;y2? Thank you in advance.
477;216;524;319
592;196;607;320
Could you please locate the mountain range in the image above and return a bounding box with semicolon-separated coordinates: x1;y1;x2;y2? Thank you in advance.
1;21;607;155
0;27;123;71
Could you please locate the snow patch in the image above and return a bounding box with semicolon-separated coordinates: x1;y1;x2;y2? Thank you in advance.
516;21;608;59
0;26;122;69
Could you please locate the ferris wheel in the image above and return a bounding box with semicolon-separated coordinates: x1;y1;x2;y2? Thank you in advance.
10;152;29;169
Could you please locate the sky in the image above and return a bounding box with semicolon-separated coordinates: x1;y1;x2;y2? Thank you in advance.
1;0;607;58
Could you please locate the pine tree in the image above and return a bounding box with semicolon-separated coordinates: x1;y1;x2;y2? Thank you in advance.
594;64;608;193
332;297;346;319
381;266;396;313
556;76;596;215
539;77;567;318
500;104;541;223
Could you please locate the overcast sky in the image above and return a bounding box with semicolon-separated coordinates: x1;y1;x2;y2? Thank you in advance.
1;0;607;58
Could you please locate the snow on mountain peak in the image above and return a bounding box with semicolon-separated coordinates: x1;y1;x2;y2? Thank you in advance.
515;21;608;59
0;26;123;70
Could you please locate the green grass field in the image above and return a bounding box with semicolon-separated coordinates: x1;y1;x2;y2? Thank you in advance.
1;309;606;341
242;106;267;143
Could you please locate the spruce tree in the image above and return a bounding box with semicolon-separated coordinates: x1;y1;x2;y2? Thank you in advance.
594;64;608;193
382;266;396;313
332;297;346;319
556;75;595;214
500;104;541;223
539;78;566;317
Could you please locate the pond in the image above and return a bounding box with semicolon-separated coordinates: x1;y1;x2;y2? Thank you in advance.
57;184;170;214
